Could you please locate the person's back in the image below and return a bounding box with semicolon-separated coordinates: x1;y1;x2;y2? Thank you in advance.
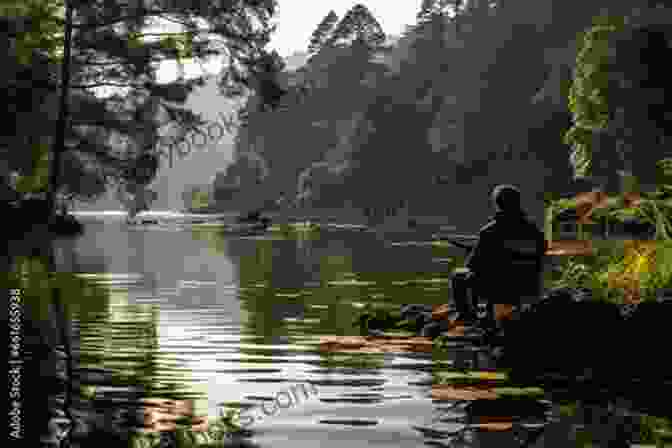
454;185;547;331
466;207;546;302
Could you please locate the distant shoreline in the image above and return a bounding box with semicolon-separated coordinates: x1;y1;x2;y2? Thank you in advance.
72;207;465;232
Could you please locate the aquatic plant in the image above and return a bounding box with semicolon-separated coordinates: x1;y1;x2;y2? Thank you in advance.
127;408;250;448
636;414;672;446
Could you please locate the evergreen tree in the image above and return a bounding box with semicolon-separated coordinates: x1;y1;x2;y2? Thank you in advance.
308;10;339;54
325;4;386;49
1;0;278;214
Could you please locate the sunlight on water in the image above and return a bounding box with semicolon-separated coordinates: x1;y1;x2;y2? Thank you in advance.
15;215;672;448
177;280;219;288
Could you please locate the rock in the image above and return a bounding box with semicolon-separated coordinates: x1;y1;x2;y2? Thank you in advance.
411;311;433;331
621;301;672;381
400;304;433;321
503;287;623;382
420;319;453;338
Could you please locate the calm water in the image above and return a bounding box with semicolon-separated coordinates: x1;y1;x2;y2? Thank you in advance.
8;211;672;447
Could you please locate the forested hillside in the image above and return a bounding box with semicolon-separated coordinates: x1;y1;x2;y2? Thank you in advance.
210;0;671;231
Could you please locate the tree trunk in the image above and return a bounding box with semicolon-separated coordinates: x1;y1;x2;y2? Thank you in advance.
46;0;73;224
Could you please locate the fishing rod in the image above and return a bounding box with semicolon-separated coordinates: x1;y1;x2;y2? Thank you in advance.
446;239;475;252
433;233;478;253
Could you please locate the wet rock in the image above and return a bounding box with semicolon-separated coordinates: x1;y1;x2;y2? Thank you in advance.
420;319;453;339
621;301;672;381
400;304;433;321
399;304;436;333
412;311;433;331
503;287;623;382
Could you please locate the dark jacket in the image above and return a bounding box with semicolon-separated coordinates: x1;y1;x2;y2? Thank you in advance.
466;209;548;303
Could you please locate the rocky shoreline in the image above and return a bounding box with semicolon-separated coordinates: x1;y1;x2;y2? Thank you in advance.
359;286;672;385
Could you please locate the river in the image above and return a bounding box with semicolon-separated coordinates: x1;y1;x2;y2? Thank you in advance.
6;211;672;448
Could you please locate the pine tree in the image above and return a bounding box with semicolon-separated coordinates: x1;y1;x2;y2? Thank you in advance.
325;4;386;49
308;10;339;54
1;0;279;214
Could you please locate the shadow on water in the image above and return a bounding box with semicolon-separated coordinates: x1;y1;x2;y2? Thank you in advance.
4;219;672;447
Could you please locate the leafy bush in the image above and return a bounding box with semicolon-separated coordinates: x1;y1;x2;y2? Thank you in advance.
552;240;672;304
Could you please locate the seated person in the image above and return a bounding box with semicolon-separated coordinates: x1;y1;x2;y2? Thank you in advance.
452;185;548;334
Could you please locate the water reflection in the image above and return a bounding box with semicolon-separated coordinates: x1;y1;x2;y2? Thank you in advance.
6;217;672;447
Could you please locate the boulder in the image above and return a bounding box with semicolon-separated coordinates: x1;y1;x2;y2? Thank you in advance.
400;304;434;331
620;300;672;381
502;287;623;383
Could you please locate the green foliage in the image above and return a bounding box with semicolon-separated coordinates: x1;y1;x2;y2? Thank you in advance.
552;240;672;304
227;0;594;213
1;0;65;64
636;414;672;445
191;190;211;211
1;0;279;209
565;7;672;182
124;408;249;448
552;257;611;301
564;14;626;177
654;158;672;189
13;142;51;194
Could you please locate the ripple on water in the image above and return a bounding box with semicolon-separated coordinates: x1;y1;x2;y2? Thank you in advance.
308;378;387;387
306;368;383;376
237;378;293;383
214;369;284;374
318;397;383;404
318;419;379;426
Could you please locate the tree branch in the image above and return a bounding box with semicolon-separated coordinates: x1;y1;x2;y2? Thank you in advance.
70;82;144;89
59;9;193;30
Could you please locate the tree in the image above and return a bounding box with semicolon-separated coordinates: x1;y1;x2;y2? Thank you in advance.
225;29;392;210
325;4;386;49
116;182;158;222
564;8;672;189
345;93;436;215
1;0;279;216
308;10;339;55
